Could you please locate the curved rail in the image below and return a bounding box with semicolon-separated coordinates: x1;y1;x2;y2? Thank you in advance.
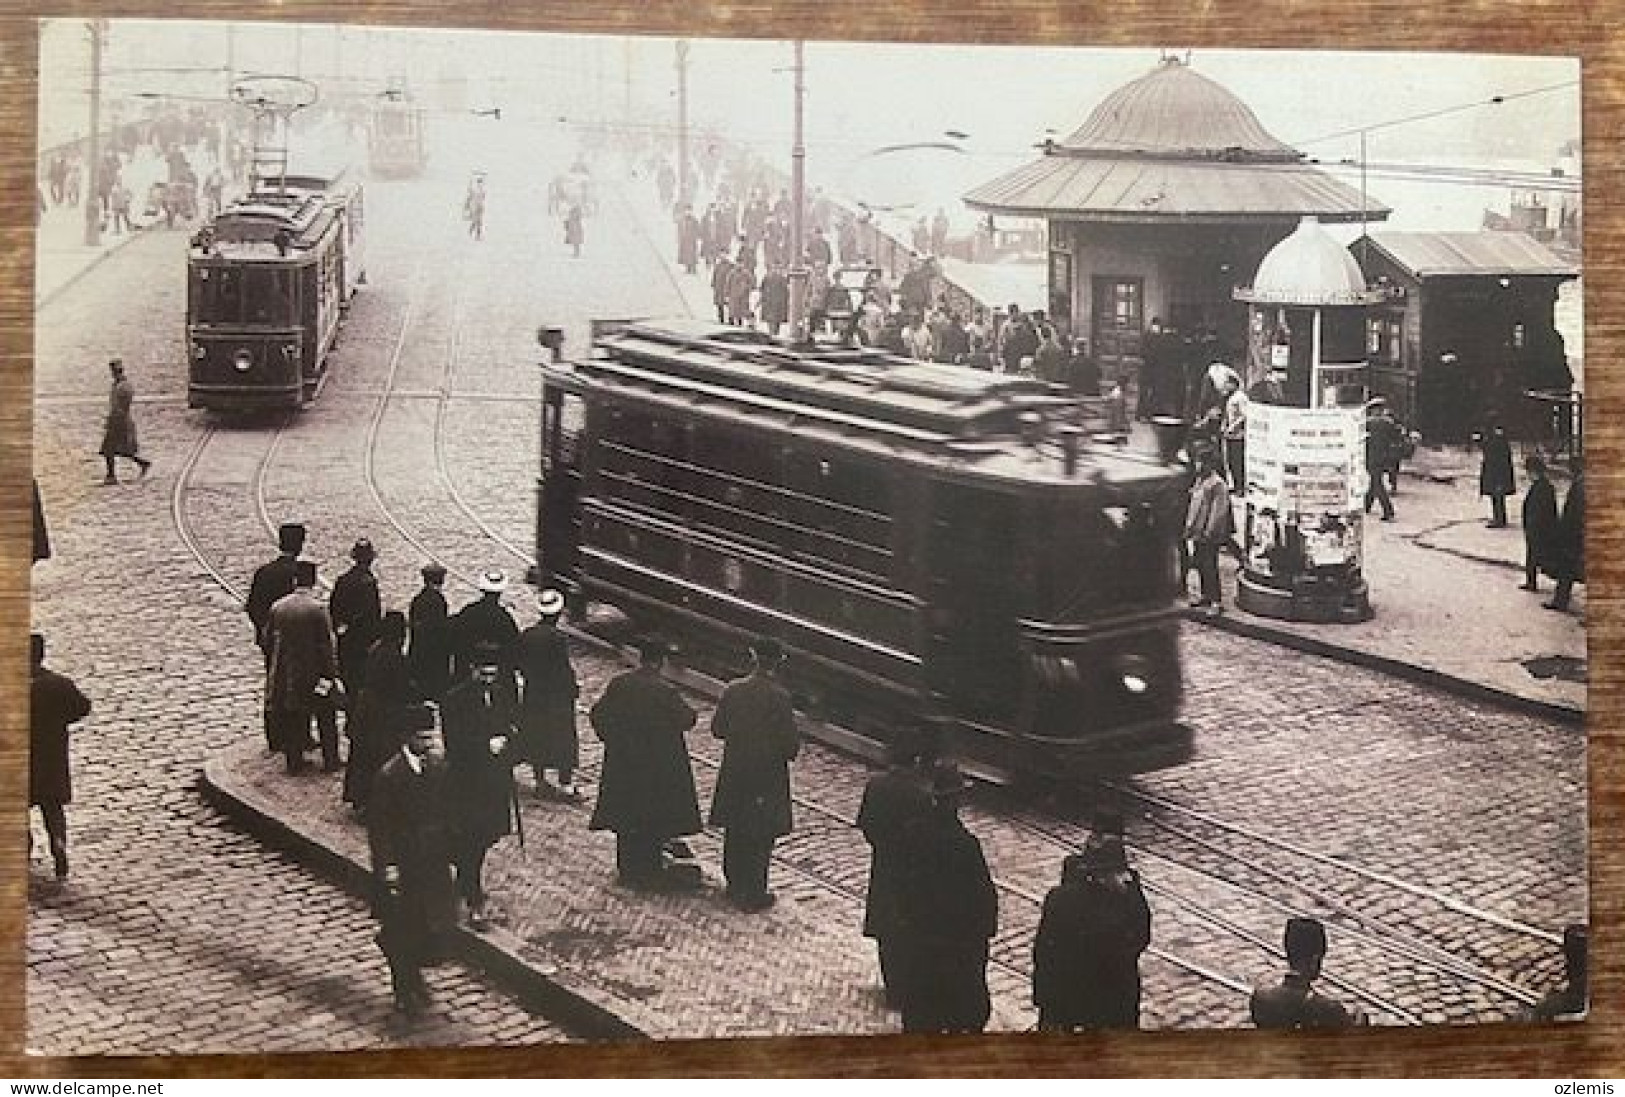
170;427;243;603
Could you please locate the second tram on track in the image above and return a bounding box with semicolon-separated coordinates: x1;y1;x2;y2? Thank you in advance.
186;170;366;412
536;320;1193;781
368;93;428;178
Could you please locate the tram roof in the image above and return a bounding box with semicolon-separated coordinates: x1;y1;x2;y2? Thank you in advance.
550;321;1176;490
194;172;352;259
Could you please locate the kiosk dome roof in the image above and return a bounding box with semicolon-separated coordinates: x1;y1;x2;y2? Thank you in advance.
1240;217;1382;306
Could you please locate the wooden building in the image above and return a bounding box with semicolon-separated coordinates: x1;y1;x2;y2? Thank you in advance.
1352;231;1578;443
964;55;1388;381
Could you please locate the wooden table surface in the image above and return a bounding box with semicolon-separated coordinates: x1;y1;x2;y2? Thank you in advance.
0;1;1618;1077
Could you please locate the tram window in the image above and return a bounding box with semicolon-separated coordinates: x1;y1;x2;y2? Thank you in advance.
212;268;245;323
245;269;291;325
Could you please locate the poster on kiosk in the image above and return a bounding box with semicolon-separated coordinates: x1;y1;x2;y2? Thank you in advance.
1244;403;1365;578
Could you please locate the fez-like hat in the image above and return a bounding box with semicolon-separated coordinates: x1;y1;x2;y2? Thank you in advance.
538;588;566;616
928;759;971;797
636;635;671;664
278;522;306;553
749;634;784;666
478;569;508;594
1081;833;1128;872
1284;917;1329;963
421;562;447;582
351;538;376;563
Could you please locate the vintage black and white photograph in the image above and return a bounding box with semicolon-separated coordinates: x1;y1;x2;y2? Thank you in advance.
27;18;1586;1053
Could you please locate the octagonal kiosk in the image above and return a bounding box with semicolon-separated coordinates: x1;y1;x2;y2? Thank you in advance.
1234;217;1384;623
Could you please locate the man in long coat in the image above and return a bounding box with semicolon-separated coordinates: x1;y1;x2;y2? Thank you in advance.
408;563;454;701
439;646;517;929
589;639;701;889
708;636;800;910
758;265;789;337
99;359;151;484
329;538;382;701
1478;423;1517;528
343;611;412;815
30;633;91;880
1546;465;1585;612
247;523;306;671
1032;829;1153;1031
676;205;701;275
857;731;935;1008
514;588;581;799
367;704;458;1014
1520;453;1560;594
451;570;521;695
893;761;998;1034
266;561;341;772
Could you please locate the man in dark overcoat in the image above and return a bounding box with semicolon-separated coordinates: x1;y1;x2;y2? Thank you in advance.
676;205;701;275
367;704;458;1015
329;538;382;700
266;561;341;773
408;563;454;701
450;570;520;694
30;633;91;880
344;611;412;815
708;636;800;910
1478;423;1517;528
99;359;151;485
1032;827;1153;1031
588;639;701;889
247;523;306;671
758;265;789;337
1520;453;1560;594
439;646;517;929
1546;464;1585;612
514;589;581;799
893;761;998;1034
857;731;935;1008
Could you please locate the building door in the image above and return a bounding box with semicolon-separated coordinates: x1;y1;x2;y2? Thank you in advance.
1092;276;1144;380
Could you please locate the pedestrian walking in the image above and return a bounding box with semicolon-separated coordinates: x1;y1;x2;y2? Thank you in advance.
463;174;486;240
408;564;454;701
726;261;753;328
708;636;800;911
1250;916;1368;1029
857;731;935;1009
711;255;735;324
1520;454;1560;593
564;203;584;258
108;178;132;235
98;360;151;484
439;645;518;930
1185;451;1233;611
30;633;91;880
367;704;458;1015
1033;325;1068;385
588;638;702;891
266;561;342;773
1477;422;1516;528
1530;924;1588;1021
343;611;412;816
514;589;582;800
893;760;997;1034
676;205;701;276
1032;822;1152;1031
1363;399;1401;522
758;264;789;336
330;538;382;702
1545;463;1585;612
450;570;520;693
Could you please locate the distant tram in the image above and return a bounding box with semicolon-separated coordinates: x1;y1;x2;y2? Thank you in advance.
536;321;1192;781
368;96;427;178
186;171;366;411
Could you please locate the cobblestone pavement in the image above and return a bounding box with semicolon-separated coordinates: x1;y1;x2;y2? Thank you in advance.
28;129;1586;1054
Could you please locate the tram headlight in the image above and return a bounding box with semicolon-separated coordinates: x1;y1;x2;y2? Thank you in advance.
1115;653;1153;696
192;344;206;361
232;348;253;373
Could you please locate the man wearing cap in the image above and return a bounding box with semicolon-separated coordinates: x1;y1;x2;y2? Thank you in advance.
451;570;521;694
514;589;582;800
857;727;937;1008
893;760;997;1034
1032;817;1153;1031
98;359;151;485
439;644;518;929
266;561;342;773
330;538;383;702
367;703;457;1014
247;523;306;749
30;633;92;880
408;564;454;701
1250;916;1367;1029
588;639;702;889
708;636;801;911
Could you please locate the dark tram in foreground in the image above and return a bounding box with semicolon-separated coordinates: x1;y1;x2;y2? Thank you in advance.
537;320;1193;781
186;170;366;411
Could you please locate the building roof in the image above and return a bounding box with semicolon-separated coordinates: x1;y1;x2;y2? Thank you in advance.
1060;57;1299;161
1358;231;1579;279
964;155;1388;223
1237;217;1385;306
964;56;1388;223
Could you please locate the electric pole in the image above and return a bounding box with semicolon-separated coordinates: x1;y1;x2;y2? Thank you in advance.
786;40;808;342
82;19;105;247
675;40;690;207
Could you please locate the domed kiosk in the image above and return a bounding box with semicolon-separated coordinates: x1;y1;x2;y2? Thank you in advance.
1232;217;1384;624
965;55;1388;381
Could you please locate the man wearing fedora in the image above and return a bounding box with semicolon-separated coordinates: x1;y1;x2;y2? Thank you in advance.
330;538;383;703
452;569;520;696
893;759;997;1034
588;638;702;890
514;589;582;800
247;522;306;750
707;635;801;911
408;563;455;701
266;561;342;773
